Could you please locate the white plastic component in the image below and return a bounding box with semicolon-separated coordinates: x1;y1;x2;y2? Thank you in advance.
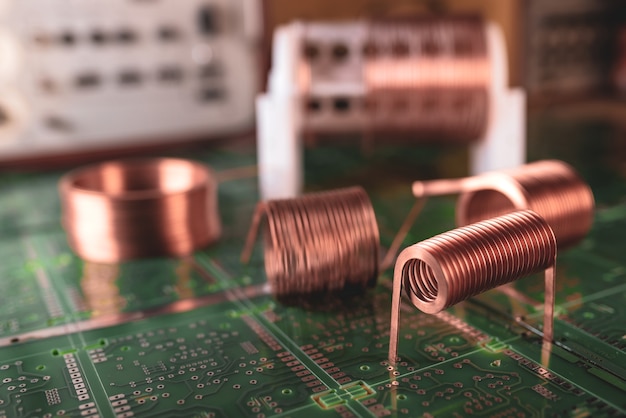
471;22;526;175
0;0;261;160
258;20;526;200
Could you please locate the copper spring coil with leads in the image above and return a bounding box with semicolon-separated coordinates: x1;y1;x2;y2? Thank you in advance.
455;160;594;248
241;187;380;298
301;16;491;141
384;160;593;269
59;158;221;263
389;210;557;363
411;160;595;248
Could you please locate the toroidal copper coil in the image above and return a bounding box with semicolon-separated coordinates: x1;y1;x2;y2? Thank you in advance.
300;16;490;141
389;210;557;363
59;158;221;263
412;160;595;249
241;187;380;297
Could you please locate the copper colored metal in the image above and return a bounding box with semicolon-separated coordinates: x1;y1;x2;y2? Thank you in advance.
302;17;490;141
412;160;595;248
59;158;221;263
364;18;489;140
241;186;380;297
389;210;557;364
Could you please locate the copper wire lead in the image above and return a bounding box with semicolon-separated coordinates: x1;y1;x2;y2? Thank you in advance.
389;210;557;364
60;158;221;263
241;187;380;297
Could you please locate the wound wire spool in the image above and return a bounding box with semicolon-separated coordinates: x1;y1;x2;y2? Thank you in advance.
59;158;221;263
242;186;380;298
455;160;594;249
410;160;595;249
389;210;557;363
300;16;491;141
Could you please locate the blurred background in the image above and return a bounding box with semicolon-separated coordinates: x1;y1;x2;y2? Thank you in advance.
0;0;625;170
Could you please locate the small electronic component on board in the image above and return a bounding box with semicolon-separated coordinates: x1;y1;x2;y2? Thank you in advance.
241;186;379;298
389;210;557;364
59;158;221;263
257;16;525;199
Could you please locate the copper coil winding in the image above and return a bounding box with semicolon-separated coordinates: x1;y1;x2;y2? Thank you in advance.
456;160;595;248
411;159;595;249
383;160;592;270
241;186;380;297
59;158;221;263
364;17;489;140
389;210;557;363
302;16;490;141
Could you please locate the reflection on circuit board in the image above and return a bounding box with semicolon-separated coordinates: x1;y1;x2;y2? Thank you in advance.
0;125;624;417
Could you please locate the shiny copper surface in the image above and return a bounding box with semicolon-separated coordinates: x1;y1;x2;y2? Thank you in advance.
364;18;489;139
389;210;557;363
59;158;221;263
411;160;595;248
302;17;490;141
242;187;380;297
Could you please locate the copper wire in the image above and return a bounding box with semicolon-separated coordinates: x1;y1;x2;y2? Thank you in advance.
389;210;557;363
302;16;490;141
411;160;595;249
59;158;221;263
241;187;380;298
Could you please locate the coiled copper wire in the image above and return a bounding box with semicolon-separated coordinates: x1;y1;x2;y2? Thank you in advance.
59;158;221;263
389;210;557;363
302;16;490;141
241;187;380;298
364;17;489;140
412;160;595;248
383;160;593;269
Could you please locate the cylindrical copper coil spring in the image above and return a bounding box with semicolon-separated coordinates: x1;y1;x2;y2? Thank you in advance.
455;160;594;248
409;160;595;249
301;16;490;141
242;186;379;297
389;210;556;362
398;210;556;314
59;158;221;263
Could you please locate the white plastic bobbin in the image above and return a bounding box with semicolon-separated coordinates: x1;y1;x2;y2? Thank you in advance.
257;19;525;200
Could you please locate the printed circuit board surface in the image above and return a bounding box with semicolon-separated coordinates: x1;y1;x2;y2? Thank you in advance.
0;118;625;417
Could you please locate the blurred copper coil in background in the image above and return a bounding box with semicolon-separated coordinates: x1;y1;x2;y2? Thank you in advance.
364;17;489;140
300;16;490;142
241;186;379;298
411;160;595;249
455;160;594;249
59;158;221;263
389;210;557;362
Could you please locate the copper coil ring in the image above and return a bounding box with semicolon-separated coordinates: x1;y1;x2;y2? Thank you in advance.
59;158;221;263
397;210;556;314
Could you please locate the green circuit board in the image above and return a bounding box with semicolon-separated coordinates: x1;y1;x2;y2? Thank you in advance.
0;115;625;417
